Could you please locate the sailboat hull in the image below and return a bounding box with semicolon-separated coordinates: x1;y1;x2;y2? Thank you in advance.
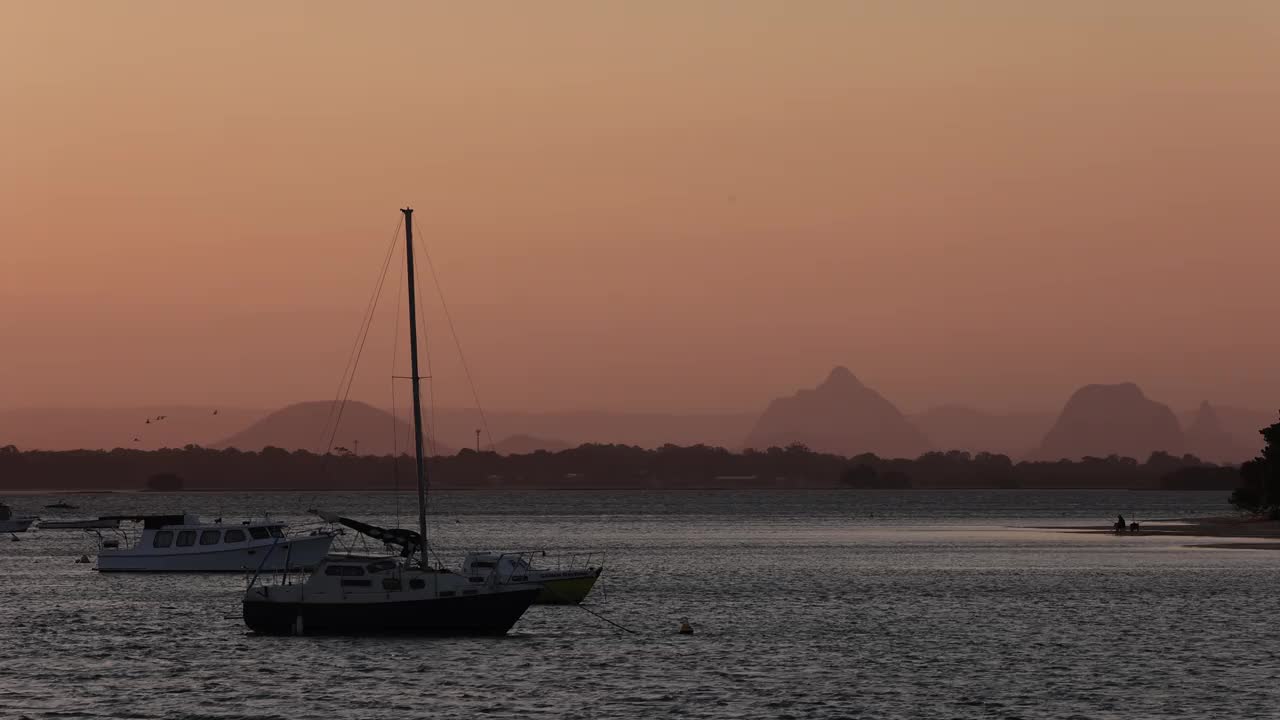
243;587;541;636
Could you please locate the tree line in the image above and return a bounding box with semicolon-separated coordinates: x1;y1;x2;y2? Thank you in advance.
0;442;1243;493
1230;417;1280;518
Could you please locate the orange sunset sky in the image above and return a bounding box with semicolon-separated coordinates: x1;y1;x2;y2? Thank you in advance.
2;1;1278;415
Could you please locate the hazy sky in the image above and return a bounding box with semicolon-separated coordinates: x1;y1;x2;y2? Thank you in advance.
3;1;1278;415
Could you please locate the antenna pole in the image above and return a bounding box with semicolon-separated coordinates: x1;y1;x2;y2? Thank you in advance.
403;207;430;565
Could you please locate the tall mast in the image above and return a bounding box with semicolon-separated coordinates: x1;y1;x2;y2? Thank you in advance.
402;207;430;565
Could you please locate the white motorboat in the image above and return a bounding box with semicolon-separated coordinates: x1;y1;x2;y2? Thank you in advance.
96;514;334;572
0;502;37;536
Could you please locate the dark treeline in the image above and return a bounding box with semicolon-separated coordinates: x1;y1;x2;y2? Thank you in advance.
1231;418;1280;518
0;443;1242;492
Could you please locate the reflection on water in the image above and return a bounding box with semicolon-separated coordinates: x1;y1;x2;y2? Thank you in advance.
3;490;1277;719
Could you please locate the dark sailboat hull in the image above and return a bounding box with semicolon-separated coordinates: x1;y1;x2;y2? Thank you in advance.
243;588;541;636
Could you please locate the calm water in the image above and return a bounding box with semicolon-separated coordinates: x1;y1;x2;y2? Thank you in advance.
2;490;1277;719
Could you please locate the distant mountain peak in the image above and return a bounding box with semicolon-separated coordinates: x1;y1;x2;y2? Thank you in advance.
1184;399;1249;463
215;400;418;456
1033;381;1183;461
743;368;930;458
819;366;864;391
1072;382;1146;402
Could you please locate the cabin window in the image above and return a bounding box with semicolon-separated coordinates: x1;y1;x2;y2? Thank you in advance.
176;530;196;547
248;527;269;540
471;561;496;569
152;530;173;548
409;579;425;590
199;530;221;546
340;579;372;587
324;565;365;577
268;526;285;539
224;529;246;543
366;560;398;573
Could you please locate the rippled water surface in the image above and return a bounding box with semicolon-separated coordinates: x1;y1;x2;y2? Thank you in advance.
3;489;1278;719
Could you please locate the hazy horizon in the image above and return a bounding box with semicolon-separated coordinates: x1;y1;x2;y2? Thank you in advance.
2;381;1270;421
5;2;1279;417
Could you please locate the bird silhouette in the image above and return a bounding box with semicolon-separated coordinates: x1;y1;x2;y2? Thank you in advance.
133;437;140;442
212;410;218;415
145;419;150;424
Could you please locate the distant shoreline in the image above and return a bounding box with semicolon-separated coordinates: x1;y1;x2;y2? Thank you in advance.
1040;515;1280;547
3;486;1238;495
0;445;1244;494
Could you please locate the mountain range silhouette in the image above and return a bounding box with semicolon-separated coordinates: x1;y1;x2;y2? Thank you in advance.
744;366;932;458
1032;382;1184;461
214;400;424;456
1184;400;1252;463
0;371;1269;462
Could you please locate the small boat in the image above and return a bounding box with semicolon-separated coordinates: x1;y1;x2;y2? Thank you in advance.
96;514;334;572
43;501;78;510
0;503;37;536
461;551;603;604
243;208;540;636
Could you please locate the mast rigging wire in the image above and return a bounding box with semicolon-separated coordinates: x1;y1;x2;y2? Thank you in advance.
320;236;398;463
416;233;496;452
411;238;438;458
316;215;404;456
301;216;401;517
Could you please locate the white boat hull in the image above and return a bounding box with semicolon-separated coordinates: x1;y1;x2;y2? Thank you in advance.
97;534;333;572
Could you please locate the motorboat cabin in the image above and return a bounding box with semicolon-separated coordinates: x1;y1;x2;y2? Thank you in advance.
96;513;334;572
461;551;602;604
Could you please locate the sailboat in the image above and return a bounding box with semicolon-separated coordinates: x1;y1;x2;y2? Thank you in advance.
242;208;541;636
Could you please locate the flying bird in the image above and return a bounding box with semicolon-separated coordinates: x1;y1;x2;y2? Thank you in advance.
133;437;140;442
145;419;150;424
212;410;218;415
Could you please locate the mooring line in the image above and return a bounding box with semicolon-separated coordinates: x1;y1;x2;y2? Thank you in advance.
572;600;638;635
539;583;638;635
